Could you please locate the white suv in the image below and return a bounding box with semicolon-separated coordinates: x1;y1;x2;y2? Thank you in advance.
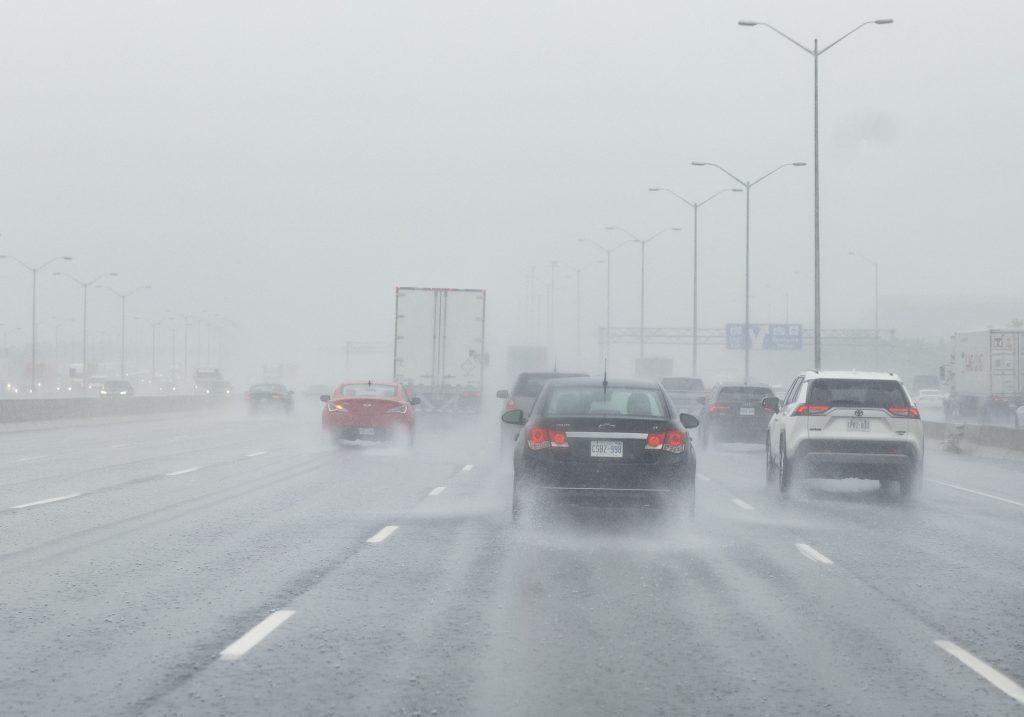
763;370;924;498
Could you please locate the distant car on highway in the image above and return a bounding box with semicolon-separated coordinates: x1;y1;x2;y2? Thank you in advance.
197;380;232;396
1016;405;1024;429
320;381;420;446
660;376;706;415
156;381;178;394
764;370;923;498
99;380;134;397
245;383;294;413
496;371;587;451
502;377;699;521
915;388;946;412
698;383;775;448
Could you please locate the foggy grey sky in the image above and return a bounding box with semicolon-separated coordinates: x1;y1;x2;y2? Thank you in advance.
2;0;1022;378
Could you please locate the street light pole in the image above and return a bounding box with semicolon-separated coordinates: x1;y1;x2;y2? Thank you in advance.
604;227;682;359
848;251;880;368
739;18;893;370
95;284;151;378
649;187;741;375
577;237;633;365
1;255;73;393
54;271;118;385
691;162;805;382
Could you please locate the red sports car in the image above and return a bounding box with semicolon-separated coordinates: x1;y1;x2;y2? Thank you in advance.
320;381;420;445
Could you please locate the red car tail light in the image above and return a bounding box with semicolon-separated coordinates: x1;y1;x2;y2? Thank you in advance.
386;404;409;414
887;406;920;418
646;432;665;449
664;430;685;453
528;427;569;450
271;393;283;400
794;404;830;416
708;403;730;413
327;400;347;413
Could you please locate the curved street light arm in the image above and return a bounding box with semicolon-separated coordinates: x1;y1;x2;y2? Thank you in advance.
605;226;643;242
821;20;891;55
750;162;806;187
649;187;695;208
745;21;814;54
697;187;744;207
691;162;747;188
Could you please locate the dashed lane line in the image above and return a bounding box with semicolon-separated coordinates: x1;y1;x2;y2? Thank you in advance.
429;486;446;496
14;455;46;463
9;493;82;510
731;498;755;511
696;473;711;482
461;464;474;472
166;466;201;477
935;640;1024;705
246;451;268;458
930;480;1024;510
795;543;834;565
366;525;399;544
220;611;296;661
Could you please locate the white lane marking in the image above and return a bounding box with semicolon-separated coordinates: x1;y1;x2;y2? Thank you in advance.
14;455;46;463
429;486;446;496
10;493;82;510
795;543;834;565
246;451;268;458
220;610;295;661
697;473;711;482
166;466;201;476
935;640;1024;705
931;480;1024;510
367;525;398;544
732;498;755;511
461;464;474;472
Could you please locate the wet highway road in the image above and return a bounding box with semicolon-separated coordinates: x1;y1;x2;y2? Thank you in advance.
2;405;1023;716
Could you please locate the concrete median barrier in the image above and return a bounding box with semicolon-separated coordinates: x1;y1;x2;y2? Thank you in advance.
0;396;224;423
924;420;1024;453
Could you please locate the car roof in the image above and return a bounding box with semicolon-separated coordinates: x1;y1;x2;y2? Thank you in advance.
801;370;903;382
542;377;663;390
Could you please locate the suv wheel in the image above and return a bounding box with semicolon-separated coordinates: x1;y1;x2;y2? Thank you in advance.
765;436;777;485
779;437;795;494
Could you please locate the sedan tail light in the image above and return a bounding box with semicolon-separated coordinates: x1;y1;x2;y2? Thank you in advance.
793;404;830;416
708;403;730;413
386;404;409;414
527;427;569;450
327;401;347;413
647;430;686;453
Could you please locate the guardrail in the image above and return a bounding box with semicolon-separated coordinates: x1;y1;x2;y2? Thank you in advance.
923;420;1024;452
0;396;222;423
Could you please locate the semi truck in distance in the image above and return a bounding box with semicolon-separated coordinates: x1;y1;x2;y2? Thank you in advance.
393;287;486;413
943;328;1024;424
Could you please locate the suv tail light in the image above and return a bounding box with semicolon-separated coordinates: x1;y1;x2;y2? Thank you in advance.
527;427;570;450
646;430;686;453
887;406;920;418
708;403;730;413
794;404;830;416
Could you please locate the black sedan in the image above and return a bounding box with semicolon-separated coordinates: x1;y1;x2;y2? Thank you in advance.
502;377;699;521
244;383;294;413
698;382;775;447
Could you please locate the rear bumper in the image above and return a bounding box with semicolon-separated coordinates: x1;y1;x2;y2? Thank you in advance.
516;455;693;492
794;439;920;478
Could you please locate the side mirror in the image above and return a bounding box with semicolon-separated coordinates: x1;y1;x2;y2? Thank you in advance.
409;397;422;405
501;409;525;425
496;389;509;399
679;413;700;429
696;396;706;405
762;396;781;413
319;394;331;403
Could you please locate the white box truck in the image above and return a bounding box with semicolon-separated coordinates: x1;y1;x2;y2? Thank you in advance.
945;329;1024;424
393;287;486;413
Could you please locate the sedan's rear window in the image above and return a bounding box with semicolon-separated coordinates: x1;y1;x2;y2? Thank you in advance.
716;386;773;401
806;379;908;408
544;387;668;419
340;384;397;397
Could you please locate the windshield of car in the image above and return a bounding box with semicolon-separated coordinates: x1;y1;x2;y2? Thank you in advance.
715;386;773;401
250;384;287;393
339;384;397;397
543;387;668;419
807;379;909;408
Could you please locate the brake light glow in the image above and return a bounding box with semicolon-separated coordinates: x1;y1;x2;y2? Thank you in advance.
887;406;920;418
386;404;409;414
327;401;347;413
794;404;830;416
708;403;730;413
646;432;665;449
528;427;569;450
505;399;517;411
646;430;686;453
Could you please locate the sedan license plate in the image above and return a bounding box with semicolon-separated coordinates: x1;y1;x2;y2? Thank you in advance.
740;407;755;416
358;427;376;436
590;440;623;458
847;419;870;432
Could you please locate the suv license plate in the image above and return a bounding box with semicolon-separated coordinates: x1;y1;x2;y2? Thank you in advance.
740;407;755;416
590;440;623;458
358;427;376;436
847;419;870;432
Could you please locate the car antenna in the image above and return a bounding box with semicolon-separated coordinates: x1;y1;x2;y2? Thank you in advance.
602;359;608;394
